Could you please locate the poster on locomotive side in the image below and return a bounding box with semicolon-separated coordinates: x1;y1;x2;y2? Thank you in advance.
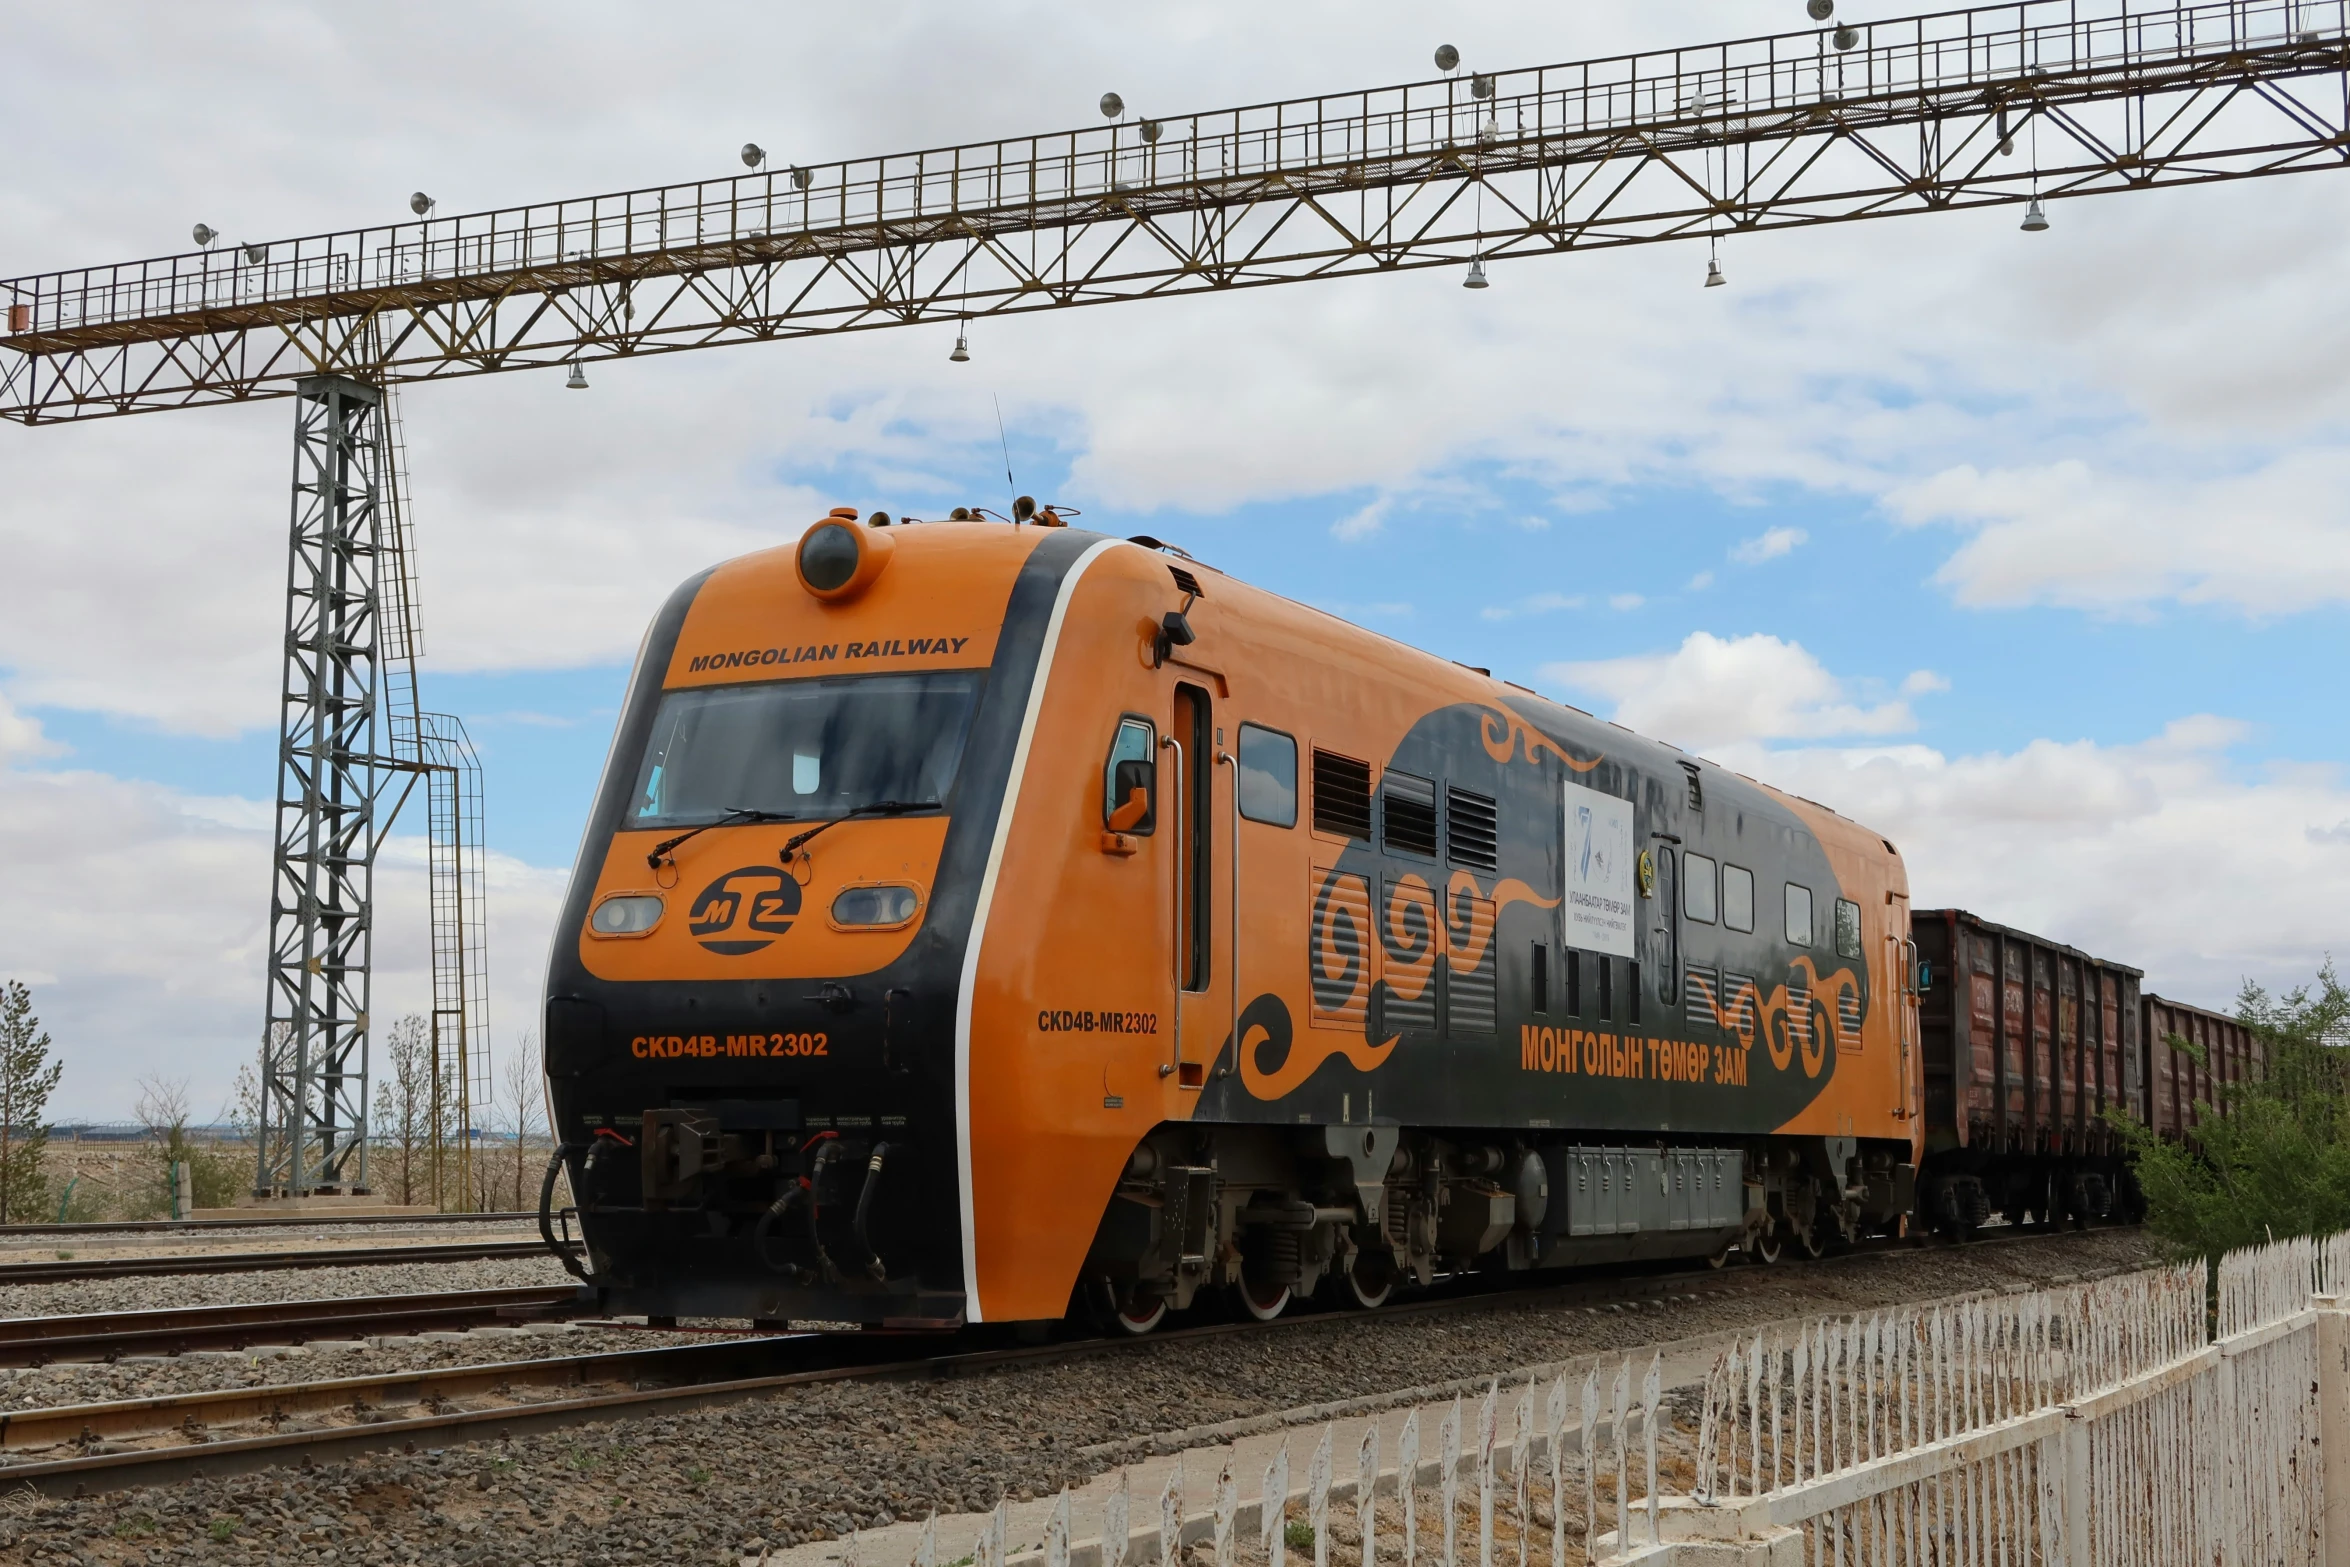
1563;779;1635;958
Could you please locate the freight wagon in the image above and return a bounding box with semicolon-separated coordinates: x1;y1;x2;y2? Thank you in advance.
1912;910;2266;1231
2141;992;2262;1143
1902;911;2143;1229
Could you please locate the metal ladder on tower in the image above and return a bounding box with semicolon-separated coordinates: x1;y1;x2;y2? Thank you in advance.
251;364;489;1206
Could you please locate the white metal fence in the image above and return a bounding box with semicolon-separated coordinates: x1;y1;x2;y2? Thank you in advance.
1641;1230;2350;1567
835;1230;2350;1567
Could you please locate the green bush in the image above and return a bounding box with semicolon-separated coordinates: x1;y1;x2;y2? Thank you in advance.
48;1175;106;1225
131;1077;251;1217
2116;963;2350;1256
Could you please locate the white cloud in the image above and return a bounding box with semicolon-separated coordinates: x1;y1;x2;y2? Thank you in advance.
1883;454;2350;615
1731;526;1809;564
1480;591;1584;622
1609;593;1646;611
1686;571;1715;591
1330;495;1390;543
1545;632;1917;752
0;757;565;1119
0;693;58;766
1718;720;2350;1007
1901;669;1952;696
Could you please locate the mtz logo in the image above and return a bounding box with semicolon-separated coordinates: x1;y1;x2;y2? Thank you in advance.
686;867;801;955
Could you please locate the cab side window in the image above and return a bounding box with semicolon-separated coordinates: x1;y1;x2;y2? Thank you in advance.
1784;883;1814;947
1102;717;1157;832
1236;723;1298;827
1834;898;1863;959
1723;864;1755;933
1684;853;1718;923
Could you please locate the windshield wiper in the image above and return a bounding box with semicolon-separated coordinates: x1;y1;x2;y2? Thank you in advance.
780;800;943;863
646;807;798;869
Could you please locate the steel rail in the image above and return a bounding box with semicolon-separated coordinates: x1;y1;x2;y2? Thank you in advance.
0;1286;590;1367
4;0;2349;419
0;1225;2134;1496
0;1241;573;1286
0;1213;535;1240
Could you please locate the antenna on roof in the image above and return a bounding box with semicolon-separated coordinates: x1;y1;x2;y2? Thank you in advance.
993;394;1016;516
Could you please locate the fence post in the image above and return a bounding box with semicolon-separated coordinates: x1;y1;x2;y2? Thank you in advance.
2318;1296;2350;1567
2061;1412;2090;1567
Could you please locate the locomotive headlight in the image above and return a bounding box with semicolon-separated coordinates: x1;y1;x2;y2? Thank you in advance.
830;884;921;929
589;894;665;937
795;508;896;602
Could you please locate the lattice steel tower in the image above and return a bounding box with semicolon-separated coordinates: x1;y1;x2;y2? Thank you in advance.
255;375;391;1195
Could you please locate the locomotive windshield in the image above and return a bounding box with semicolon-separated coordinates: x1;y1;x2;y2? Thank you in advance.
628;672;983;827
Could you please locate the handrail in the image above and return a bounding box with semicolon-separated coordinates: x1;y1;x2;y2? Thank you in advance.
1220;748;1240;1086
1159;734;1183;1080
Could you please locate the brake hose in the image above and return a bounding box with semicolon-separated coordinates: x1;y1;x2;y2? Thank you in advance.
539;1145;591;1281
806;1138;843;1279
853;1141;893;1283
753;1184;810;1279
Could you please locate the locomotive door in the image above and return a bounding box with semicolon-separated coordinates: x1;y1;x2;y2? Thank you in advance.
1646;837;1679;1014
1163;681;1221;1091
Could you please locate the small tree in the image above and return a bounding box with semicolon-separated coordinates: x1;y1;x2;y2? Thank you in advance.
134;1075;245;1215
0;982;63;1225
501;1033;545;1213
372;1015;431;1206
2119;963;2350;1256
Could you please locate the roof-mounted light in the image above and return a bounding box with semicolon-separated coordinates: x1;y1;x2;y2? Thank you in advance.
795;507;896;602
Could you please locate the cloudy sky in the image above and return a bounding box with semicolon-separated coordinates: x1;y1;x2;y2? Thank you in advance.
5;1;2348;1118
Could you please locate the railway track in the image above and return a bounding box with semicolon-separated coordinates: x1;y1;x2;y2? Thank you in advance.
0;1213;537;1239
0;1225;2136;1497
0;1286;592;1367
0;1240;573;1286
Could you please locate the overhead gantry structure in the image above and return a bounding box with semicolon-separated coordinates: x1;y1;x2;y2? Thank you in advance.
2;0;2345;1192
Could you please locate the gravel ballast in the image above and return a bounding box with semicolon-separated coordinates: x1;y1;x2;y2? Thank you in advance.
0;1228;2158;1565
0;1251;580;1322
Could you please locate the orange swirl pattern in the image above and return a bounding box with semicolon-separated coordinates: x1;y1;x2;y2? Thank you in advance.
1478;707;1602;773
1240;1008;1397;1100
1267;867;1572;1102
1679;960;1859;1080
1382;873;1439;1001
1443;871;1560;972
1309;869;1373;1027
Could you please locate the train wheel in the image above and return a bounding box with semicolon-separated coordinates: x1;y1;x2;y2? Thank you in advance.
1796;1220;1828;1260
1337;1249;1397;1310
1708;1243;1736;1270
1236;1272;1292;1322
1753;1226;1785;1265
1111;1291;1168;1336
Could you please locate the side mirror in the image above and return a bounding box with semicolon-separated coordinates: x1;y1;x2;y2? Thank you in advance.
1152;607;1196;666
1108;757;1157;832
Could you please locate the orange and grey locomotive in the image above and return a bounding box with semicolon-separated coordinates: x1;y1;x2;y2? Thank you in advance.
542;511;1941;1329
